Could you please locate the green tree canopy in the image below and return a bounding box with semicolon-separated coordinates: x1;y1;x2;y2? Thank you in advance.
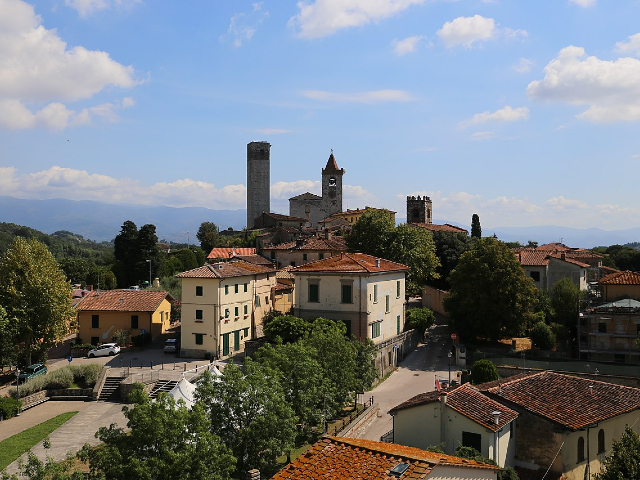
263;315;311;343
0;237;74;365
195;361;296;477
345;210;440;296
197;222;219;255
594;426;640;480
471;213;481;238
0;306;18;367
81;387;235;480
444;237;539;342
549;277;580;329
470;359;499;385
429;231;471;290
405;307;436;337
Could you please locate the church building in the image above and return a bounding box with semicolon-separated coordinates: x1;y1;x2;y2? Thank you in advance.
289;152;345;227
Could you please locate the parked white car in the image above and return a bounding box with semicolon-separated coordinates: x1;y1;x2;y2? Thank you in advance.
88;343;121;358
164;338;178;354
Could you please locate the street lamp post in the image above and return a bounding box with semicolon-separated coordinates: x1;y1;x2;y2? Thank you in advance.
15;369;20;416
447;351;452;385
146;259;151;288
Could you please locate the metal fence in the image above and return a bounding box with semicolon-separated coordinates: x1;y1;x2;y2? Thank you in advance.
325;396;374;436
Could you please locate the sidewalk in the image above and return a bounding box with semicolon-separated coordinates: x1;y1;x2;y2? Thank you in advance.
1;401;127;475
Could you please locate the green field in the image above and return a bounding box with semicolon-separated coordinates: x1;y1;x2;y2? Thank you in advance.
0;411;78;471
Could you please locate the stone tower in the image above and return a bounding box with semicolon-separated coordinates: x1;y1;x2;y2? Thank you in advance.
246;141;271;228
320;151;345;219
406;195;432;224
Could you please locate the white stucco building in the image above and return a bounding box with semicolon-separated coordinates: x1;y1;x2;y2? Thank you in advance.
290;252;409;343
176;260;276;358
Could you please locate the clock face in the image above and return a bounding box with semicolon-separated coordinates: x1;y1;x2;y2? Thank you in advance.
328;176;336;187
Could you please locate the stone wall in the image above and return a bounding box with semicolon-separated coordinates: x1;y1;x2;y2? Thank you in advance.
422;285;447;316
375;330;419;378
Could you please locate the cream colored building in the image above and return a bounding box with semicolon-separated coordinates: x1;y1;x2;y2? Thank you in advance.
76;290;173;345
390;385;518;467
290;252;408;343
176;260;276;358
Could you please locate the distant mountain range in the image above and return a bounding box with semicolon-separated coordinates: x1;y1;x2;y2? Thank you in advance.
1;196;638;248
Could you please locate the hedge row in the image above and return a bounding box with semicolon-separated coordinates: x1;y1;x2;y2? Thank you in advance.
9;364;102;399
0;397;21;419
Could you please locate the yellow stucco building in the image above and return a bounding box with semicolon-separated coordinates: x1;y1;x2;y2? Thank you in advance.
76;290;173;345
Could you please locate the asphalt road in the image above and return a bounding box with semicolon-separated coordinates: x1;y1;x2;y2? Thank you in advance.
350;318;458;442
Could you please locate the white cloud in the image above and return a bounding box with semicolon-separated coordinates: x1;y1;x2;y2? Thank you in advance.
469;131;496;141
0;0;140;130
300;89;415;103
437;15;526;49
392;35;424;56
437;15;496;48
513;57;536;73
290;0;425;39
65;0;140;18
0;97;134;130
526;46;640;122
568;0;595;7
222;3;269;47
615;33;640;57
271;180;320;200
458;106;529;128
545;196;589;211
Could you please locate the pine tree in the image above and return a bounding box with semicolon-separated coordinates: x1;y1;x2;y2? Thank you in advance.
471;213;481;238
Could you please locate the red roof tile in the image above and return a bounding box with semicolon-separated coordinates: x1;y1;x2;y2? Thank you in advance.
290;252;409;274
515;250;550;266
176;260;275;279
207;247;256;259
231;254;274;266
599;270;640;285
322;152;342;173
271;436;497;480
486;371;640;430
389;385;518;432
409;223;469;234
75;290;171;312
263;236;347;252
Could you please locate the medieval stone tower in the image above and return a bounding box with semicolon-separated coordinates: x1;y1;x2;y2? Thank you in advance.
321;152;345;216
289;152;345;226
407;195;432;224
246;141;271;228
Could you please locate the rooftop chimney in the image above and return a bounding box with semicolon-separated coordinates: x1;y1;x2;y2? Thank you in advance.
375;259;381;268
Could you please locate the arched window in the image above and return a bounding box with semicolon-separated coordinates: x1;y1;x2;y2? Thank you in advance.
598;429;605;454
577;437;585;462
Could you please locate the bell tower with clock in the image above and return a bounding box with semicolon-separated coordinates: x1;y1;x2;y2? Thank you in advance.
321;150;345;218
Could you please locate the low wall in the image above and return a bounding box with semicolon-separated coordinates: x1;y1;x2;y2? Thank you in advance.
48;388;93;400
20;391;49;410
375;330;419;378
422;285;447;317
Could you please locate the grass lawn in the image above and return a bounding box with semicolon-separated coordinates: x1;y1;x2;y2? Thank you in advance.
0;411;78;471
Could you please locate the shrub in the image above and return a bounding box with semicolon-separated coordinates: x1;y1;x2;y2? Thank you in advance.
0;396;21;419
405;308;436;335
70;364;102;387
470;359;499;385
530;322;556;350
112;328;132;346
43;368;73;390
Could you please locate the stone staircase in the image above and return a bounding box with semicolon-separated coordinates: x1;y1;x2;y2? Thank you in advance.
149;380;178;399
98;375;126;401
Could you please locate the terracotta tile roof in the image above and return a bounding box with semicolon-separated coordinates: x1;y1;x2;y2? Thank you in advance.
515;250;550;266
486;371;640;430
322;152;342;173
176;260;275;279
275;267;295;279
389;385;518;432
409;223;469;234
274;282;293;292
207;247;256;259
290;252;409;274
548;254;590;268
536;243;570;251
263;236;347;252
599;270;640;285
271;436;497;479
75;290;171;312
231;254;274;266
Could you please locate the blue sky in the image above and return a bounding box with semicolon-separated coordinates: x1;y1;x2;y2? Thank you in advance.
2;0;640;230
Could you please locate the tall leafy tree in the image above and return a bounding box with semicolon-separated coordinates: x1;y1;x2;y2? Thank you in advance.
471;213;482;239
0;237;74;365
345;209;395;257
594;426;640;480
196;361;296;477
549;277;581;342
113;220;139;287
196;222;219;255
136;224;162;285
80;387;235;480
429;230;471;290
444;237;539;342
0;306;18;367
386;224;440;296
255;341;324;438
